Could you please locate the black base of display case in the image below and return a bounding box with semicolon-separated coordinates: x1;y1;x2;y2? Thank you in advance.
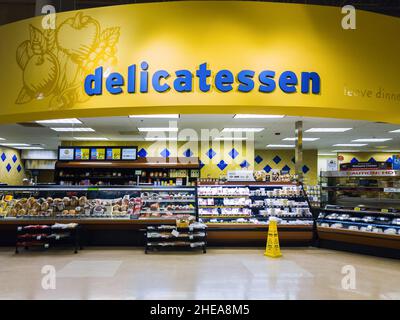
317;239;400;259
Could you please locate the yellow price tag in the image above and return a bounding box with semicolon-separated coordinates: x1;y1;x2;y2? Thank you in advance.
381;208;389;213
354;207;361;211
4;195;13;201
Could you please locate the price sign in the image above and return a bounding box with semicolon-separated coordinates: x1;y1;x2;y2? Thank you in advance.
354;207;361;212
381;208;389;213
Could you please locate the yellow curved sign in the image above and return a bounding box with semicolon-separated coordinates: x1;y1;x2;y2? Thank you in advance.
0;1;399;124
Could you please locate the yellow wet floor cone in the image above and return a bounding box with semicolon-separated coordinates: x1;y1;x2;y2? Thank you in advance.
264;217;282;258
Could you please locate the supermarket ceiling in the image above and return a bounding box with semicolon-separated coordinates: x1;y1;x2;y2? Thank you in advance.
0;0;399;25
0;115;400;153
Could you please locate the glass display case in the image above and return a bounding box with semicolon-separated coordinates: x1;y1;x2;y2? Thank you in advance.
0;186;197;221
197;182;313;226
317;171;400;256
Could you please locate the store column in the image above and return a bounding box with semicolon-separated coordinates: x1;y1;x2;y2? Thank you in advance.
295;121;303;183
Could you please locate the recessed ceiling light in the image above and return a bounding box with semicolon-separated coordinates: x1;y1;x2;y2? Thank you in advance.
233;114;285;119
352;138;392;142
283;137;320;141
50;127;95;132
222;128;264;132
1;143;30;146
333;144;368;147
16;146;44;150
36;118;82;124
138;127;178;132
389;129;400;133
305;128;352;133
214;137;248;141
0;138;5;141
266;144;295;148
73;137;109;141
144;137;178;141
129;114;180;119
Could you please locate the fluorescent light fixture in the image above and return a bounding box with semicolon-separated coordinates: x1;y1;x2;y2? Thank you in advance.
222;128;264;133
283;137;320;141
233;114;285;119
144;137;178;141
16;146;44;150
36;118;82;124
266;144;295;148
129;114;180;119
214;137;248;141
332;150;360;152
138;127;178;132
333;144;368;147
50;127;95;132
0;138;5;141
389;129;400;133
1;143;30;146
73;137;109;141
305;128;352;133
352;138;392;142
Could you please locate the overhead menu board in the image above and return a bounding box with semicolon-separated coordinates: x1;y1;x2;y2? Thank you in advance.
58;146;137;161
106;148;121;160
58;147;74;161
75;148;90;160
121;147;138;160
90;148;106;160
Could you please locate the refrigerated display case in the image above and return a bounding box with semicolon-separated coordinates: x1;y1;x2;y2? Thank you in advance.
0;185;198;221
197;182;314;245
317;170;400;257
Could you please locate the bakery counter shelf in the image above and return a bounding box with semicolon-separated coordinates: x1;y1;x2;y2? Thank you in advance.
198;182;298;186
198;205;249;209
197;195;250;198
317;226;400;250
322;207;400;217
206;223;313;231
0;218;177;225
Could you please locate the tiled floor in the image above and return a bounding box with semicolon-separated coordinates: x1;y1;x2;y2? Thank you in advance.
0;247;399;299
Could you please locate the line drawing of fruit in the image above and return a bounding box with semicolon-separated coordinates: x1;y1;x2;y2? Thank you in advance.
56;12;100;63
15;12;120;109
23;53;59;96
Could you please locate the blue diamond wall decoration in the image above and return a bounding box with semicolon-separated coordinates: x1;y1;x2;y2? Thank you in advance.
17;165;22;172
302;165;310;174
282;165;291;172
273;156;282;164
217;160;228;171
228;148;239;159
6;163;11;172
1;153;6;162
255;155;263;164
240;160;250;168
12;155;17;163
386;157;393;163
350;157;358;164
160;148;170;158
263;164;272;173
199;160;205;169
183;149;193;157
137;148;147;158
368;157;376;163
206;148;216;159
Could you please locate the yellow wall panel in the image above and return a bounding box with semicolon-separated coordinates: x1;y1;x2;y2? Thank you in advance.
0;148;26;185
254;149;318;185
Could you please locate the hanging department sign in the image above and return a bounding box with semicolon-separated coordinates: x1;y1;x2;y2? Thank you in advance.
83;63;321;96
